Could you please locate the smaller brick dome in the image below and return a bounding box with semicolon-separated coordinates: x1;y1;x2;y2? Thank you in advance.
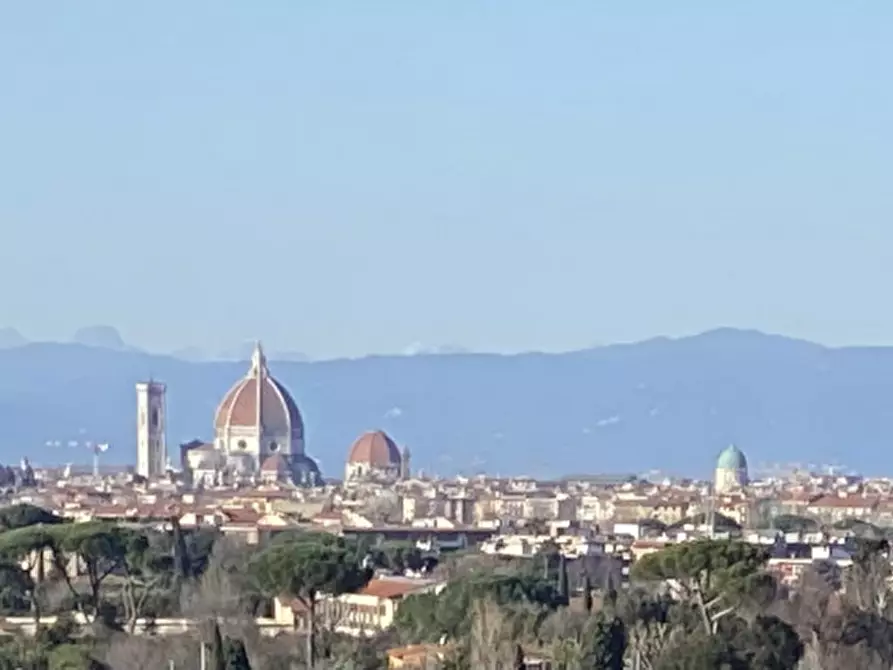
347;431;402;467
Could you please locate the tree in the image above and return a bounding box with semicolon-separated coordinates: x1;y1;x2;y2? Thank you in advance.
0;504;63;531
834;518;882;539
52;522;134;621
372;541;424;575
181;539;260;622
771;514;820;535
208;618;226;670
466;599;520;670
540;607;627;670
0;560;33;615
0;525;61;624
183;526;220;577
513;643;525;670
586;613;626;670
249;533;368;668
582;573;593;613
171;517;191;580
223;638;252;670
724;615;803;670
394;571;563;643
539;540;560;581
47;643;100;670
120;529;175;632
846;538;891;615
557;555;569;604
631;539;773;636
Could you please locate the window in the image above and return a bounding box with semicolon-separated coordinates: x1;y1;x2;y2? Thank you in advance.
238;440;247;450
150;408;159;428
269;441;279;452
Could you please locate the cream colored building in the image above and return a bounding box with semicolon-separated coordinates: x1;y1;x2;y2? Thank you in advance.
523;493;576;522
274;576;445;637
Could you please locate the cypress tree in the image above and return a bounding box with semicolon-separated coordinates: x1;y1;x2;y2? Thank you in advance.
171;517;190;579
586;615;626;670
514;643;525;670
557;554;569;603
583;573;593;612
223;638;252;670
206;618;226;670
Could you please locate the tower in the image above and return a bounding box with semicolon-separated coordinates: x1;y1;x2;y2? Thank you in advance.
136;381;167;479
400;445;411;480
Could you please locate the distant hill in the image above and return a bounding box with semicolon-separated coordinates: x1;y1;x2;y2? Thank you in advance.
0;328;890;478
0;328;27;349
71;325;132;351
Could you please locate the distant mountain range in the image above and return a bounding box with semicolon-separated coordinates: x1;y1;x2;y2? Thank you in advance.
0;327;311;363
0;327;467;363
0;328;890;478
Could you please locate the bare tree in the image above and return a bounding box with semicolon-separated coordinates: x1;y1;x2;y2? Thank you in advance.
846;540;892;616
360;492;402;525
103;634;201;670
468;599;520;670
180;537;258;623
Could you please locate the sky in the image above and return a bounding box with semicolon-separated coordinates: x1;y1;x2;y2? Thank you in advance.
0;2;890;359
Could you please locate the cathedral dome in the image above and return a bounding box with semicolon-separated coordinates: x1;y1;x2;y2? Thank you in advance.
214;343;304;441
347;430;402;467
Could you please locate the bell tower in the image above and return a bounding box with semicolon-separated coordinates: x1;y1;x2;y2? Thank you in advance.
136;381;167;479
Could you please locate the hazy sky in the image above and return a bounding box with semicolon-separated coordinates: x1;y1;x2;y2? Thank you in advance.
1;3;890;359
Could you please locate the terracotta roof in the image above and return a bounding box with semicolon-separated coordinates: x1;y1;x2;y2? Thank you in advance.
387;644;451;665
347;431;402;467
808;495;880;509
219;508;262;524
358;577;435;599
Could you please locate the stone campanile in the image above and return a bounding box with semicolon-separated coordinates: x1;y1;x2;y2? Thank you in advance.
136;381;167;479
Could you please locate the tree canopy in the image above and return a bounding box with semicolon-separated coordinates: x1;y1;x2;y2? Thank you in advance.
250;532;369;667
0;507;888;669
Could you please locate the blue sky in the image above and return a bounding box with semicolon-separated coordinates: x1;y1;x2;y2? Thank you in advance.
1;2;890;359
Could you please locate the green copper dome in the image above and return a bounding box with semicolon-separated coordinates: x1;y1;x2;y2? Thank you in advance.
716;444;747;470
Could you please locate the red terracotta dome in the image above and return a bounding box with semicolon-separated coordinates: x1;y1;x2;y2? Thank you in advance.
213;343;304;440
347;430;402;467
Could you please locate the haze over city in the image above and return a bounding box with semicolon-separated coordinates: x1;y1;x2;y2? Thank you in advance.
2;2;892;360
